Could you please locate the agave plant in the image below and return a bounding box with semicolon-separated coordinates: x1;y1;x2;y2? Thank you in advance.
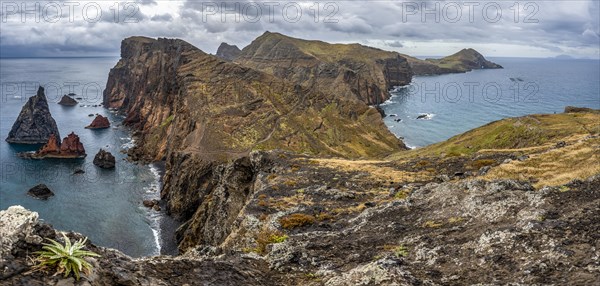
33;232;101;280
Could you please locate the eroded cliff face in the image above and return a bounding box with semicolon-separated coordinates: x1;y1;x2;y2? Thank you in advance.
235;32;413;105
103;36;406;251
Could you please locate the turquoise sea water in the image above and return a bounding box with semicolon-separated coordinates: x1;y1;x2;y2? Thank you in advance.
0;58;178;257
381;58;600;148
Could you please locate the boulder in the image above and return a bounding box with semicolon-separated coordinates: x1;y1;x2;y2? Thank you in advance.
5;87;61;144
27;184;54;200
93;149;116;169
416;114;428;119
57;95;78;106
73;169;85;175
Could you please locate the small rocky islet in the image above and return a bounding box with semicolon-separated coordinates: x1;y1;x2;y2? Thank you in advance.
57;94;78;106
2;32;598;285
5;86;60;144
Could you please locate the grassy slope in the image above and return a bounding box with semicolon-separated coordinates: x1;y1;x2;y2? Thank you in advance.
252;32;398;63
387;112;600;187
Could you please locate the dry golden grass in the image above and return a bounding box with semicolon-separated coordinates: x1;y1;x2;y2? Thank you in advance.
483;135;600;187
279;213;316;229
308;158;430;182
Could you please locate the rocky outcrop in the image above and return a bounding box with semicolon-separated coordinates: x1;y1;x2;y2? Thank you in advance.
103;36;404;162
403;48;502;75
5;86;61;144
93;149;116;169
565;106;600;114
57;95;78;106
59;132;86;156
25;132;86;159
235;32;413;105
85;114;110;129
26;184;54;200
35;133;61;156
216;42;241;61
0;206;273;285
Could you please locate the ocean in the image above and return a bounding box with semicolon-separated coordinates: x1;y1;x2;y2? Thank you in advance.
1;57;598;257
381;58;600;148
0;57;178;257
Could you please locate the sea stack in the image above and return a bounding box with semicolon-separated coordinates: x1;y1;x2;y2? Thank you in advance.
25;132;86;159
85;115;110;129
5;86;61;144
93;149;116;169
57;94;78;106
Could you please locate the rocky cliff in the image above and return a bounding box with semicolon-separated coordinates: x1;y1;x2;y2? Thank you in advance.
103;36;406;249
403;48;502;75
216;42;241;61
234;32;413;105
5;87;61;144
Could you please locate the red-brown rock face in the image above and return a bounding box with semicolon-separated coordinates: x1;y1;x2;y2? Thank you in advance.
59;132;86;156
36;134;60;156
85;115;110;129
32;132;86;158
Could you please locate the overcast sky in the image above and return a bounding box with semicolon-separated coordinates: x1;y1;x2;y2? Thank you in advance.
1;0;599;58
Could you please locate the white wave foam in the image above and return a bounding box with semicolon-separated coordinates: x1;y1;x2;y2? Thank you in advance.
145;164;162;255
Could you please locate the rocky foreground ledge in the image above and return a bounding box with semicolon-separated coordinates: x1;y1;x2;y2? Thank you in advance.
0;206;270;286
2;168;599;285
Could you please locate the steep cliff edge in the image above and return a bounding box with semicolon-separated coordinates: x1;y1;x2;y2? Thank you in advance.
103;36;405;251
234;32;413;105
6;87;61;144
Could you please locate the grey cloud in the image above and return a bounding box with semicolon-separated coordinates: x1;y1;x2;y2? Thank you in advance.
151;14;173;22
0;0;598;59
386;40;404;48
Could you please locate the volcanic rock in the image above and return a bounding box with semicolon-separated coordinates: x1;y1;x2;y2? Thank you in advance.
36;133;61;156
85;115;110;129
27;184;54;200
5;87;61;144
57;95;78;106
215;42;241;61
59;132;86;156
93;149;116;169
